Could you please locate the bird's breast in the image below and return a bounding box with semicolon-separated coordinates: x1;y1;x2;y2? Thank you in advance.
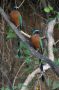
31;34;40;49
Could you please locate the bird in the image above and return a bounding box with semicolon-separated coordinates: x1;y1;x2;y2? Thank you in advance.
7;0;22;28
20;30;46;49
31;30;45;81
31;34;40;49
9;10;22;29
30;30;41;49
30;30;46;49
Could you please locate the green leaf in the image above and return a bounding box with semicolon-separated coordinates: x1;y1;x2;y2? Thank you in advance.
17;50;22;57
44;7;50;13
6;26;16;39
44;5;53;13
25;50;31;56
25;57;32;64
52;81;59;90
20;41;28;49
16;49;23;59
7;32;16;39
20;41;31;55
48;5;53;11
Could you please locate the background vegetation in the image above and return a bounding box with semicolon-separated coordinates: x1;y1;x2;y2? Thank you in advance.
0;0;59;90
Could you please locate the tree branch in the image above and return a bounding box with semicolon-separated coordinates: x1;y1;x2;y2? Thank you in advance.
47;19;56;61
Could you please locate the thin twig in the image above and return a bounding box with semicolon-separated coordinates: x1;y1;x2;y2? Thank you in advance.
20;31;31;38
15;0;25;9
28;0;48;23
13;61;25;88
54;39;59;45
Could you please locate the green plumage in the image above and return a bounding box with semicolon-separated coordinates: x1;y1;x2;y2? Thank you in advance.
18;15;22;28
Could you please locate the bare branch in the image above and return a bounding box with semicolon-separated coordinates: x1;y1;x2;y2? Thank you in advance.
47;19;56;61
13;61;25;88
15;0;25;9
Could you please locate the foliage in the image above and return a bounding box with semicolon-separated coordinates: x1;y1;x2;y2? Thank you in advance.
52;81;59;90
44;5;53;13
46;78;59;90
6;26;16;39
1;87;10;90
17;41;31;57
54;58;59;66
0;0;59;90
25;57;32;64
